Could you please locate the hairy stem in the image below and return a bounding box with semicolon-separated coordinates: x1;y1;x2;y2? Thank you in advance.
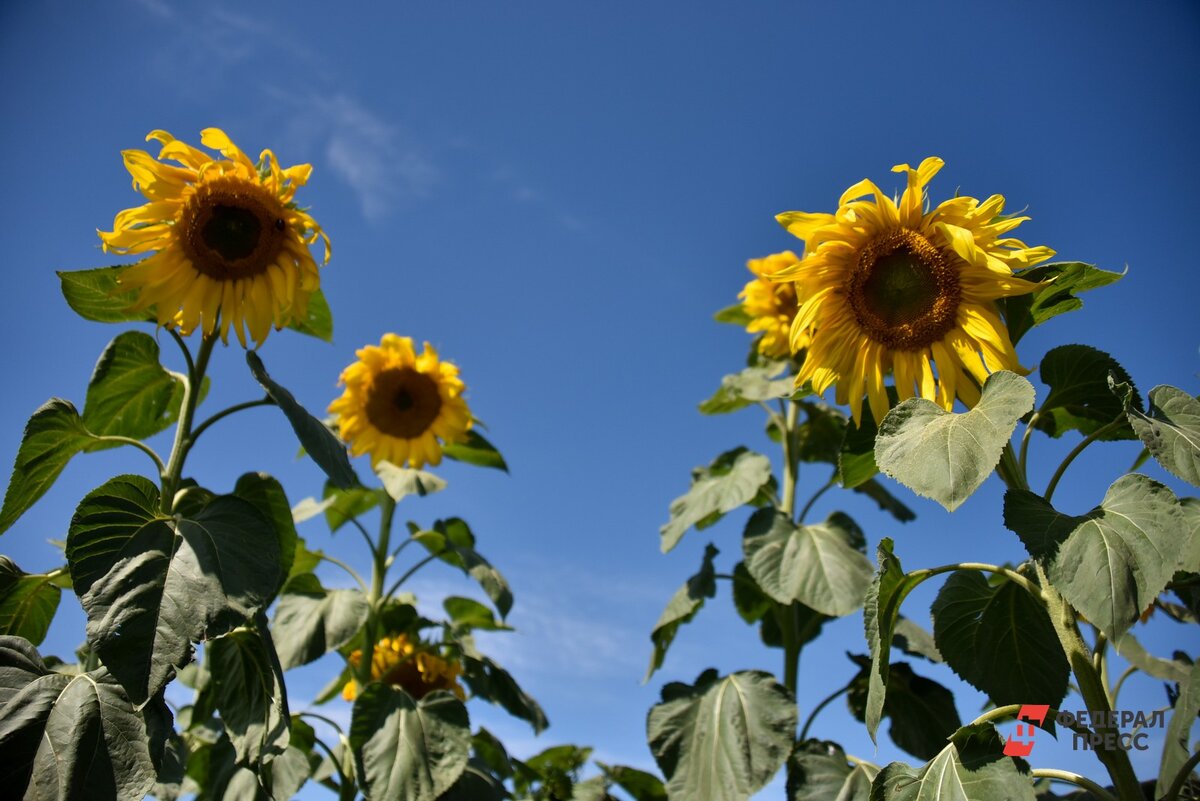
160;334;216;514
1044;416;1126;503
358;494;396;688
799;680;852;741
188;397;274;445
1030;769;1120;801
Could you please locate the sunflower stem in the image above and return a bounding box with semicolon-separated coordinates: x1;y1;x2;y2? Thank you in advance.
383;553;440;601
91;435;167;475
798;679;852;741
160;334;216;514
781;400;801;519
1018;412;1039;478
1030;769;1120;801
357;494;395;690
188;397;275;446
1044;416;1126;503
798;474;837;525
776;398;804;695
997;441;1029;492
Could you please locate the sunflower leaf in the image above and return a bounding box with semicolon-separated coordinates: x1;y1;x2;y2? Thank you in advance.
699;364;793;415
442;429;509;472
0;399;98;536
247;351;360;490
232;472;298;599
787;740;877;801
271;576;369;670
66;475;282;704
875;371;1035;512
1034;345;1140;440
376;462;448;500
660;448;774;552
207;622;290;768
646;543;719;682
870;724;1037;801
1002;261;1124;345
847;656;962;761
1158;659;1200;799
1127;385;1200;487
0;557;62;645
57;265;154;324
80;331;185;446
461;654;548;733
597;762;667;801
863;539;927;744
1003;475;1191;638
286;287;333;342
713;303;752;326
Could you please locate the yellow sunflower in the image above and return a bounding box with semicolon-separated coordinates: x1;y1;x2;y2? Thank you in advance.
739;251;805;359
772;157;1053;425
342;634;466;701
329;334;472;469
99;128;330;347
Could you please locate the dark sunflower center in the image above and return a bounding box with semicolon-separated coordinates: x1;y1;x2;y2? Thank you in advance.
180;176;287;281
365;368;443;439
848;228;961;350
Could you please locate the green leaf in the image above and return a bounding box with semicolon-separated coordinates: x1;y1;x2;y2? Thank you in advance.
646;544;718;682
233;472;297;598
291;481;382;531
1003;475;1189;638
207;624;289;768
271;574;369;670
376;461;448;501
875;372;1035;512
647;669;797;801
1001;261;1123;346
848;656;962;761
891;618;942;664
462;654;548;733
863;539;925;744
414;518;512;618
442;429;509;472
1158;659;1200;798
349;685;470;801
0;399;98;536
598;762;667;801
661;448;774;552
839;401;885;489
66;475;282;703
444;596;512;632
57;265;153;324
853;478;917;523
714;303;753;326
870;724;1036;800
0;557;62;645
82;331;183;443
440;758;510;801
699;364;793;415
286;287;333;342
787;739;877;801
1128;385;1200;487
930;571;1068;709
1110;631;1191;683
246;351;360;490
0;636;156;800
1034;345;1139;440
743;509;873;617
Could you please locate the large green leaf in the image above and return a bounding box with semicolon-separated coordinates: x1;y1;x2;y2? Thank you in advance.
376;462;448;501
440;758;509;801
271;574;369;669
461;654;548;733
743;508;872;617
699;364;793;415
863;539;926;744
1128;385;1200;487
1034;345;1139;440
788;740;877;801
869;724;1036;800
291;481;383;532
232;472;297;598
1158;659;1200;798
0;557;62;644
412;518;512;618
647;669;797;801
349;685;470;801
58;265;153;324
848;656;962;761
1003;474;1189;638
207;624;289;768
82;331;183;442
286;287;333;342
646;543;718;681
66;475;282;703
714;303;753;326
661;448;774;552
0;636;156;800
875;372;1035;512
598;762;667;801
0;399;98;536
246;351;359;490
442;429;509;472
1000;261;1123;346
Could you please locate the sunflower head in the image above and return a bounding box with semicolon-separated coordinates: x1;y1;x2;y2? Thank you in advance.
739;251;805;359
330;334;472;469
771;157;1053;425
342;634;466;701
99;128;330;347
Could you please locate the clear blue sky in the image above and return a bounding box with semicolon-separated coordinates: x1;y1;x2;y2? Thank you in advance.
1;1;1198;797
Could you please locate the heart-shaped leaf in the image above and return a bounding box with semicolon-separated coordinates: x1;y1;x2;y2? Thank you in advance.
646;544;718;681
1129;385;1200;487
870;724;1036;800
661;448;774;552
0;557;62;645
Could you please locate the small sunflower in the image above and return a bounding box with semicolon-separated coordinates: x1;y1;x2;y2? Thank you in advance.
330;334;472;469
342;634;466;701
772;157;1053;425
739;251;805;359
99;128;330;347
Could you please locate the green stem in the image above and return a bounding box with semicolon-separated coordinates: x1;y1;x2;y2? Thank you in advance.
90;435;166;475
799;680;852;741
1109;665;1138;706
968;703;1025;728
1018;412;1039;478
309;733;354;801
167;328;195;379
798;475;837;525
780;400;800;519
358;494;396;688
321;554;368;594
777;603;800;695
383;553;440;601
1044;416;1126;503
160;334;216;514
996;441;1029;492
1163;748;1200;801
776;400;802;693
907;562;1045;607
1030;769;1120;801
188;397;274;445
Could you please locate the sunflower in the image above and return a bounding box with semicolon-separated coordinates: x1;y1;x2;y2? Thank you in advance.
342;634;466;701
329;334;472;469
98;128;330;347
772;157;1053;425
739;251;805;359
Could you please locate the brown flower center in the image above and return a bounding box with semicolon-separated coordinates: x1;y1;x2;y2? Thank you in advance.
848;228;961;350
365;367;443;438
180;176;287;280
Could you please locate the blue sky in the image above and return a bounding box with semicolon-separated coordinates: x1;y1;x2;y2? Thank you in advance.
1;0;1198;797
